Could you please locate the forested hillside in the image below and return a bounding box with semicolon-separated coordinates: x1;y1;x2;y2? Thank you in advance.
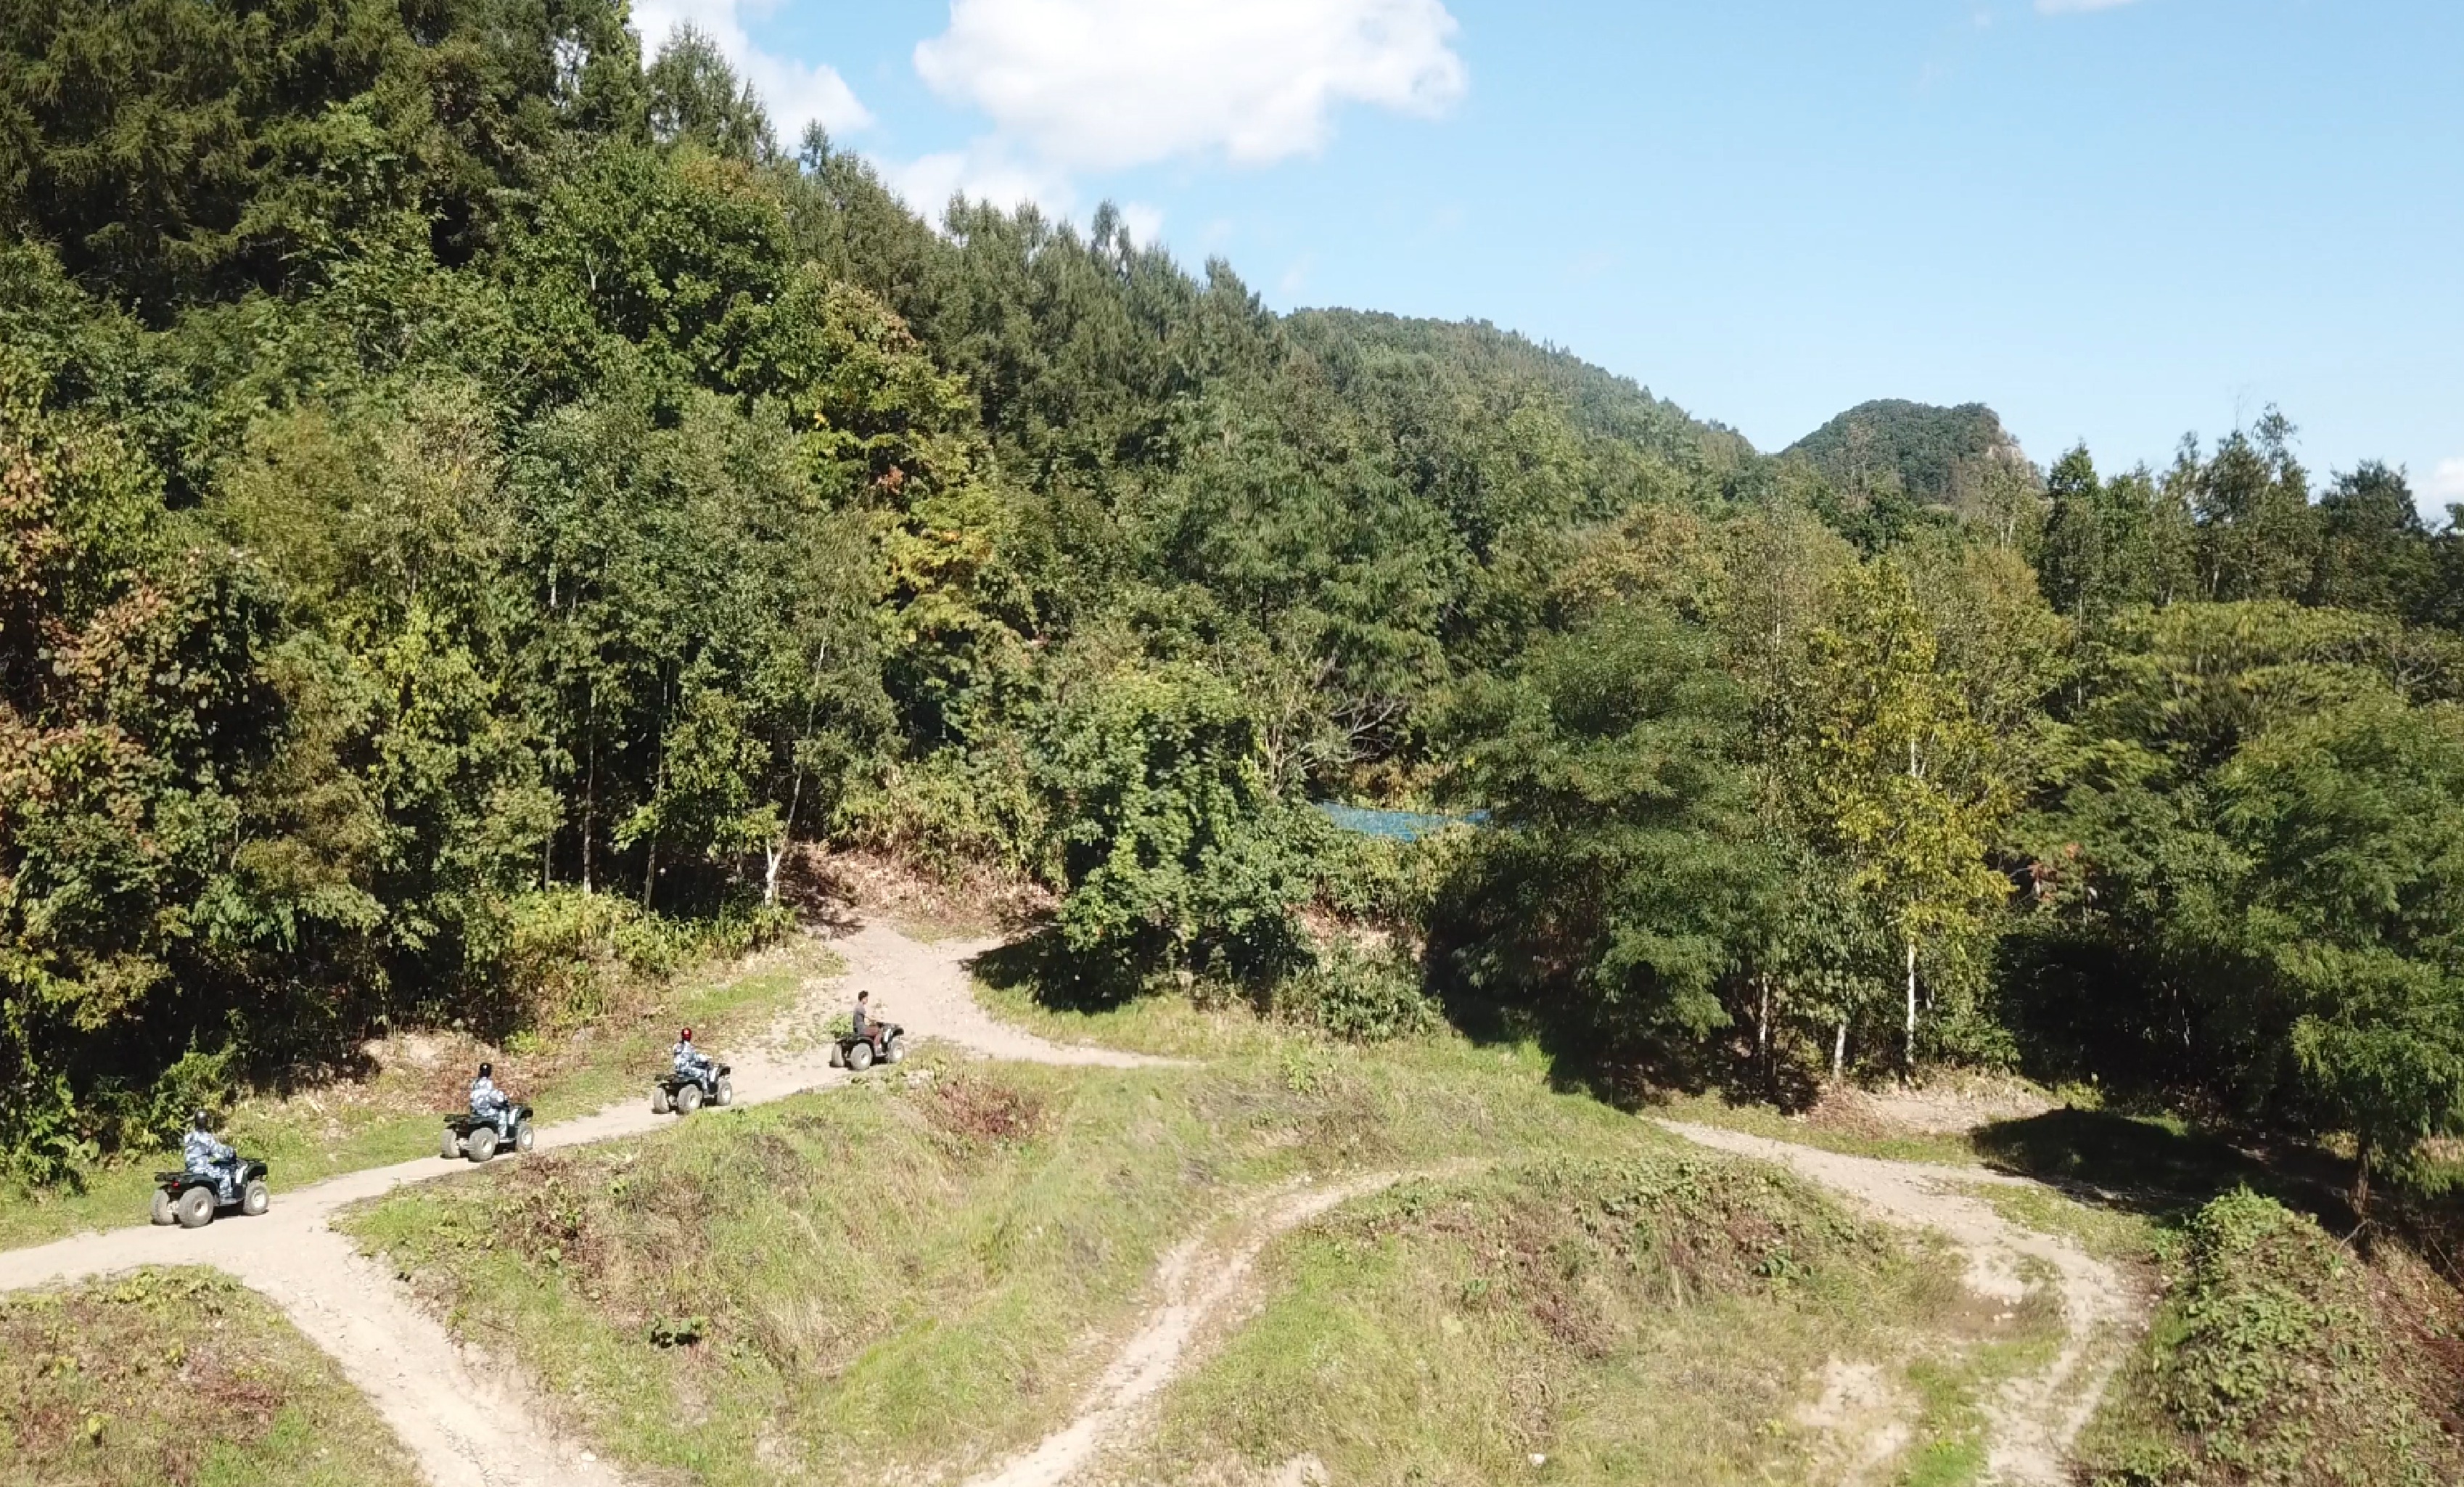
6;0;2464;1224
1787;398;2029;503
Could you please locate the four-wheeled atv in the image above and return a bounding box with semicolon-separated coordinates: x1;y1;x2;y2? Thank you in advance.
151;1159;271;1228
440;1105;535;1162
829;1023;906;1071
652;1061;734;1115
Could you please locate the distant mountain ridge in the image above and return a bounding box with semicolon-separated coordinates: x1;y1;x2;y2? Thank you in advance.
1785;398;2037;504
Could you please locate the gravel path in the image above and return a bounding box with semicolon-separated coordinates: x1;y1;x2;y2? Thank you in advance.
0;919;1165;1487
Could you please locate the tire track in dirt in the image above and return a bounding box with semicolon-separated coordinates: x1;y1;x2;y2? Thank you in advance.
0;919;1169;1487
1656;1119;2140;1487
965;1172;1413;1487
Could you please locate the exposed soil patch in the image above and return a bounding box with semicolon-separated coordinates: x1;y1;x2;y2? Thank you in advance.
1813;1075;2058;1140
1795;1359;1915;1486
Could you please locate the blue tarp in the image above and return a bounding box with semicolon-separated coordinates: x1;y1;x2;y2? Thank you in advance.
1311;802;1490;842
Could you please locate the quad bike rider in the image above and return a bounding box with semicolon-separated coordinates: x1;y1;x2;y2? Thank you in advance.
652;1027;734;1115
834;988;906;1070
152;1113;269;1226
443;1061;535;1160
469;1061;517;1141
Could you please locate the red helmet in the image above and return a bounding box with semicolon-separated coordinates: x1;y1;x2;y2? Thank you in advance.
679;1027;693;1041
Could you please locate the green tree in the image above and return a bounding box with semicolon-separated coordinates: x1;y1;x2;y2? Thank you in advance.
1434;607;1773;1070
2309;462;2431;618
1781;559;2021;1073
645;25;777;165
2219;692;2464;1212
1035;662;1309;988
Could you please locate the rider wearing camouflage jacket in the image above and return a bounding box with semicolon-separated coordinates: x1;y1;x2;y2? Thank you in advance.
672;1028;715;1083
469;1065;515;1139
183;1117;242;1202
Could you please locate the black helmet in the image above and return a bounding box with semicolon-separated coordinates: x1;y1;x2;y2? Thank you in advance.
192;1110;210;1132
478;1061;493;1078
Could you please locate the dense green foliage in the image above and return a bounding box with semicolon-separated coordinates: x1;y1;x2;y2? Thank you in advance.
6;1;2464;1213
2080;1189;2458;1485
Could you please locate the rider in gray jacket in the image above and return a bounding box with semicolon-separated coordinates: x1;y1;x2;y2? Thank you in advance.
469;1062;516;1139
182;1113;243;1203
672;1028;715;1084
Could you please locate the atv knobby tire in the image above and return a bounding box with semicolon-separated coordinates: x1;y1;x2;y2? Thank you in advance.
176;1187;215;1229
714;1076;734;1107
514;1120;535;1153
650;1085;671;1115
675;1083;705;1115
151;1189;176;1226
466;1126;500;1163
884;1033;906;1065
846;1039;874;1072
242;1179;271;1216
827;1042;843;1069
441;1127;462;1160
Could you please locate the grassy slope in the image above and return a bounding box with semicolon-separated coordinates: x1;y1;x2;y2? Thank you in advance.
1117;1158;2045;1487
2074;1190;2464;1487
342;1019;2083;1487
0;1266;416;1486
0;939;839;1250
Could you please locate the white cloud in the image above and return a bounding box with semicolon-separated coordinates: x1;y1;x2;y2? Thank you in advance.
2036;0;2147;13
2428;458;2464;504
633;0;874;142
882;141;1161;247
912;0;1467;173
1117;202;1165;247
887;142;1070;218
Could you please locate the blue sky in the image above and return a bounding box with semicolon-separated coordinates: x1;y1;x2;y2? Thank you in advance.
641;0;2464;511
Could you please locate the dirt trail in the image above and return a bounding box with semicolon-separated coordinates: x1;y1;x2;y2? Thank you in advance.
966;1172;1408;1487
0;919;1166;1487
1657;1120;2137;1487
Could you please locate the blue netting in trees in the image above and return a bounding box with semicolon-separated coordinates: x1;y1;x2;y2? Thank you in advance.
1310;803;1490;841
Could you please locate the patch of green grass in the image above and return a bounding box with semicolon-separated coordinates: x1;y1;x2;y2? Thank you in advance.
350;1050;1553;1484
2076;1189;2463;1486
1971;1181;2163;1266
0;1266;415;1486
969;972;1287;1060
1970;1108;2276;1211
1112;1160;2078;1487
0;940;838;1250
1884;1283;2064;1487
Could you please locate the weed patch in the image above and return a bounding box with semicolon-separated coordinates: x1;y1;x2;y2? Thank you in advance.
0;1267;414;1486
923;1071;1049;1152
2078;1188;2464;1486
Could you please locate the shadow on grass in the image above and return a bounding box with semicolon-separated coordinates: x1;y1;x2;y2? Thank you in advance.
1973;1106;2358;1234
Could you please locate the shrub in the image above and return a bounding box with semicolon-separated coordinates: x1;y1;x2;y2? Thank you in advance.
2083;1188;2454;1486
1276;940;1440;1043
498;888;795;1032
